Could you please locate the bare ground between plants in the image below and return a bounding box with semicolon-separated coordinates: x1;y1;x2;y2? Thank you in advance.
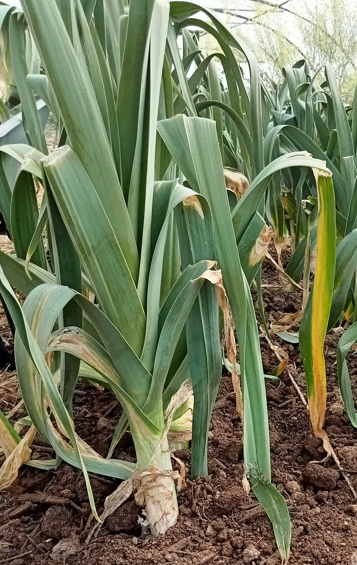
1;254;357;564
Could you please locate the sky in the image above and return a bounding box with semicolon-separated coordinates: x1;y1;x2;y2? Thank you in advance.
172;0;302;50
5;0;298;45
5;0;261;7
1;0;21;7
173;1;259;7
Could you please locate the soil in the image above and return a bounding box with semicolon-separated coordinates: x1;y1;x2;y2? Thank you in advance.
1;248;357;565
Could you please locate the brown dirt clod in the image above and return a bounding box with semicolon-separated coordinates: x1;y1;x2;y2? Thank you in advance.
302;464;340;490
106;499;142;535
42;506;74;540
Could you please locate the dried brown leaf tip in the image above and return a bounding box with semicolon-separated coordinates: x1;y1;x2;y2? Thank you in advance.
182;195;204;219
224;169;249;199
249;225;273;266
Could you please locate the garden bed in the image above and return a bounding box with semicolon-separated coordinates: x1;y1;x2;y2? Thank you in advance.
0;254;356;565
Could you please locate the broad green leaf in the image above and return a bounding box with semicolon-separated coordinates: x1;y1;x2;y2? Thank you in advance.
145;269;206;419
21;0;139;278
0;144;44;178
252;482;291;565
141;181;199;372
0;251;55;295
176;196;221;477
158;114;271;475
116;0;156;196
158;114;291;559
74;294;152;406
42;146;146;356
5;280;135;483
0;279;99;516
129;0;170;303
47;327;163;460
10;169;47;270
46;176;82;414
25;196;48;274
9;12;47;153
232;152;331;245
0;144;44;236
27;74;61;123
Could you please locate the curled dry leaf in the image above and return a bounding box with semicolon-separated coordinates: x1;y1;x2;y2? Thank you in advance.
134;465;182;535
164;379;193;433
170;454;186;488
0;425;36;491
0;416;19;458
84;287;96;303
7;399;24;421
249;225;273;266
274;358;288;376
242;475;251;494
270;311;303;335
168;395;194;446
313;165;331;182
99;476;134;523
271;343;288;363
224;169;249;198
94;466;183;539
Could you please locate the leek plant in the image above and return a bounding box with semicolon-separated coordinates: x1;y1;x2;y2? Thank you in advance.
0;0;223;536
261;61;357;445
0;0;293;553
264;61;357;295
1;0;355;558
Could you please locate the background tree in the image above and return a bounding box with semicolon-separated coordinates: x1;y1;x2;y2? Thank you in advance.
215;0;357;102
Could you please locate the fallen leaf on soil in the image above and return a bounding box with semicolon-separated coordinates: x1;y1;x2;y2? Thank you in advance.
166;536;191;553
51;533;81;563
195;550;217;565
19;492;74;505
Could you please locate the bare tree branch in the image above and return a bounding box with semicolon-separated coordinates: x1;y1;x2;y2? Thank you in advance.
213;1;357;73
